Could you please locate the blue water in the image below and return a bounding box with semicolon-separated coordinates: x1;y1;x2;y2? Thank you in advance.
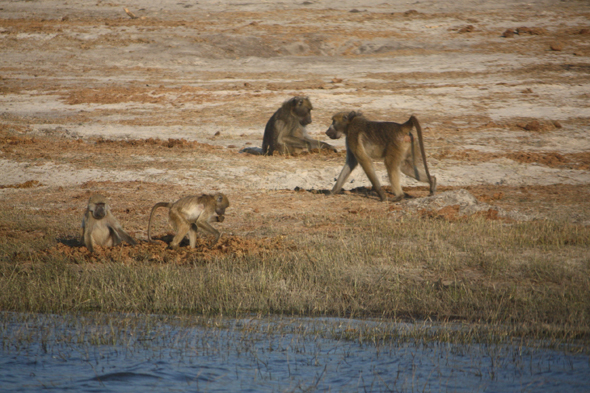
1;313;588;392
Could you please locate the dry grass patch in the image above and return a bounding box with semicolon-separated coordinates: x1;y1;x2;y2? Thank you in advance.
1;209;588;344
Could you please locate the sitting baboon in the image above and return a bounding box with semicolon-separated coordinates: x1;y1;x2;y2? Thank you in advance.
82;194;137;252
326;111;436;202
147;193;230;249
242;96;337;155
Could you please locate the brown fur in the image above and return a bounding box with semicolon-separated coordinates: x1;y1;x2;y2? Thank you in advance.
147;193;229;249
326;111;436;202
259;96;336;155
82;194;137;252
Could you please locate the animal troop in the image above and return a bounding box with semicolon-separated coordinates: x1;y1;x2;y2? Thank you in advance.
80;96;436;252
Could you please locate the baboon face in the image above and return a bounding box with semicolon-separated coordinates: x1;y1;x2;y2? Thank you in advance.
325;112;351;140
88;195;108;219
91;203;107;219
290;97;313;126
215;193;230;216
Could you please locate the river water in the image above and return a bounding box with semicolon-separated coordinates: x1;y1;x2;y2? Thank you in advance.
1;312;588;392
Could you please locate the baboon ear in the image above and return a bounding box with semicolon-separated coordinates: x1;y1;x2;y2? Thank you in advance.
347;111;361;121
286;97;299;108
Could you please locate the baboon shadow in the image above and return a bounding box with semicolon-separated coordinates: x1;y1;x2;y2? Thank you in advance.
150;234;181;247
150;234;212;248
293;186;332;195
57;235;83;248
57;235;144;249
346;186;418;199
293;186;417;200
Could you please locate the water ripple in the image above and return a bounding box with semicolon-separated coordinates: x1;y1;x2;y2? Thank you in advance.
1;312;589;393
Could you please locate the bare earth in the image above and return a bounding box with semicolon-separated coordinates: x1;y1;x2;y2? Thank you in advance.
1;0;589;259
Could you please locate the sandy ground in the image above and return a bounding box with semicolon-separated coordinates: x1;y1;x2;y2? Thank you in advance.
1;0;589;252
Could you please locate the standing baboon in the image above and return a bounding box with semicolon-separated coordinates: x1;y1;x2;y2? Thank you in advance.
242;96;336;155
326;111;436;202
147;193;229;249
82;194;137;252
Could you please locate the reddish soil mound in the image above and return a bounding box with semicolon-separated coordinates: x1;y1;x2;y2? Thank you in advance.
516;120;561;132
96;137;222;150
1;135;36;145
0;180;43;189
42;235;291;264
434;149;589;170
507;152;590;170
476;192;504;203
63;86;207;106
507;152;567;166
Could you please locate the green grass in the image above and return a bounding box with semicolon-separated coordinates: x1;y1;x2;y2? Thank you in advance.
1;211;589;344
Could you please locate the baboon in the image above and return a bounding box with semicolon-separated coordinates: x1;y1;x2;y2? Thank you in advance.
82;194;137;252
325;111;436;202
243;96;336;155
147;193;229;249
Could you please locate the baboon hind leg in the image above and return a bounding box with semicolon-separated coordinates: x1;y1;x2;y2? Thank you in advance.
357;154;387;201
279;136;310;155
331;152;358;195
400;156;430;183
401;135;437;195
384;151;405;202
170;222;190;249
400;154;436;195
188;225;199;249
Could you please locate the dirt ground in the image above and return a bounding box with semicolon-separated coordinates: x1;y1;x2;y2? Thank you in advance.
1;0;589;260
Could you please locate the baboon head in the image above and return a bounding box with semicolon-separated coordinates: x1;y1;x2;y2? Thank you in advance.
326;111;362;139
214;193;230;216
287;96;313;126
87;194;108;219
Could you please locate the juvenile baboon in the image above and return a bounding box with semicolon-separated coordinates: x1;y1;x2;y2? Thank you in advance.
82;194;137;252
326;111;436;202
147;193;229;249
243;96;337;155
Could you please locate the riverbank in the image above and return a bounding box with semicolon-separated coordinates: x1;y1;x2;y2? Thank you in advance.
2;207;589;343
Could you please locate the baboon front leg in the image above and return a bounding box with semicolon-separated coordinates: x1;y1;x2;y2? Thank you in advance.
84;231;94;253
358;155;387;201
319;141;337;152
331;152;358;195
300;136;337;152
281;135;312;154
87;238;96;253
196;221;221;248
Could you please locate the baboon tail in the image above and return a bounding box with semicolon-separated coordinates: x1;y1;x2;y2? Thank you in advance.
147;202;171;242
409;115;435;195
